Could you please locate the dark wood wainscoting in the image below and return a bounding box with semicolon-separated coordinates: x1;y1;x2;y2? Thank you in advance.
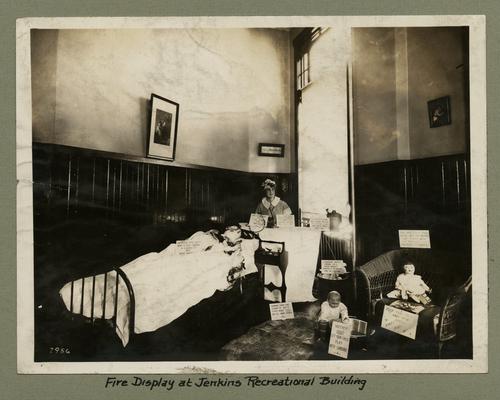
32;142;297;306
354;154;470;268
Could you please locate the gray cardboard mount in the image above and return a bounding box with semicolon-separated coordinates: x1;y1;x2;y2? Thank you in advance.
2;0;500;399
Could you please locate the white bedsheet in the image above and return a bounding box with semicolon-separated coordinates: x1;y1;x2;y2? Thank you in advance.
59;235;259;346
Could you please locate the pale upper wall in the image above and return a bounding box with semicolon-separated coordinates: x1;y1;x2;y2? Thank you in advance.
31;29;292;173
407;27;467;159
353;27;467;165
352;28;398;165
31;30;58;143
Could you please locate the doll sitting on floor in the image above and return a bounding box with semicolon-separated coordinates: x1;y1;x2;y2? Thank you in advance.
318;291;350;325
316;291;350;342
387;262;432;304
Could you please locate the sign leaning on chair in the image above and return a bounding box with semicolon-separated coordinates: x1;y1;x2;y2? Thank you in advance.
381;305;419;339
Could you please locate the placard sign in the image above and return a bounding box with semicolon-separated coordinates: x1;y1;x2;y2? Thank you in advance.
269;302;294;321
176;239;202;255
249;213;269;231
398;230;431;248
321;260;347;275
328;321;351;359
276;214;295;228
381;305;419;339
309;217;330;230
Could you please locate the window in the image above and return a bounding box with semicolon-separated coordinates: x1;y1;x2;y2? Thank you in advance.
296;51;310;90
294;28;326;91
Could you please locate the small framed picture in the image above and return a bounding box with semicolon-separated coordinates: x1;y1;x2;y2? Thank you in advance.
147;94;179;161
427;96;451;128
258;143;285;157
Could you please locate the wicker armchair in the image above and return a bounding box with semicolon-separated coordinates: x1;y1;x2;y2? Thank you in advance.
435;275;472;358
356;248;468;320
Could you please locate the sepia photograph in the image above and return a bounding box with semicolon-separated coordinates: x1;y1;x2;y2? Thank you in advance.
16;15;487;374
148;93;179;160
427;96;452;128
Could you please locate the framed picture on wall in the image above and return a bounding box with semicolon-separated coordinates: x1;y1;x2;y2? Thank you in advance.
258;142;285;157
427;95;451;128
147;93;179;161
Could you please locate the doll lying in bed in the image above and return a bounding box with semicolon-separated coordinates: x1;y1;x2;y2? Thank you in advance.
162;227;251;256
387;262;432;304
161;227;261;284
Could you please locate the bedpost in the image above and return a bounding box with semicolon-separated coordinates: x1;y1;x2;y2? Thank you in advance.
115;268;136;342
102;272;108;318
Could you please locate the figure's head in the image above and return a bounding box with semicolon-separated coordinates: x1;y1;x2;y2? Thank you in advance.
327;291;341;308
262;178;276;200
403;262;415;275
223;226;241;245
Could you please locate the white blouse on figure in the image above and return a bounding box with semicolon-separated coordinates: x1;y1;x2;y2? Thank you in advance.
318;301;349;323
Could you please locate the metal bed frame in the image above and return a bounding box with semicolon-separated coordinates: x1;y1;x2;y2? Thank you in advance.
63;261;249;345
67;267;136;342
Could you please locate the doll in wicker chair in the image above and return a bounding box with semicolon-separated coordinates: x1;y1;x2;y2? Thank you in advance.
387;262;432;305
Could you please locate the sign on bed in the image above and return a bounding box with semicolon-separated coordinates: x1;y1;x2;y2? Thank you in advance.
176;239;203;255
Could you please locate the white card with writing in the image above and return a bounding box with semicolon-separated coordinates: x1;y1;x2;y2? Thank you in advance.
249;213;269;230
381;305;419;339
321;260;347;275
176;239;202;255
398;229;431;248
328;321;351;359
276;214;295;228
269;302;294;321
309;217;330;230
